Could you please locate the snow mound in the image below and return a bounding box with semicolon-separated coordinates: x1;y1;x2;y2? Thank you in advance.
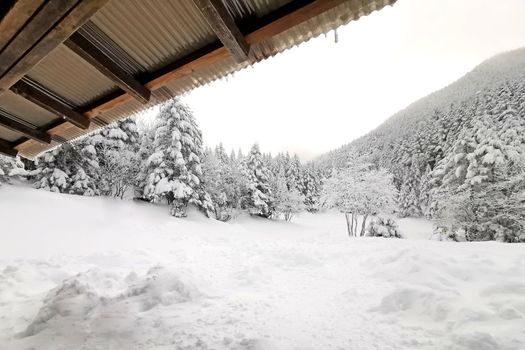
366;247;525;349
124;265;201;312
18;276;100;338
17;266;201;338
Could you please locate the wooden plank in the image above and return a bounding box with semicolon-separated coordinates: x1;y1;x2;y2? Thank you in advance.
0;113;51;144
0;138;18;157
0;0;46;52
64;32;151;104
245;0;346;44
192;0;249;63
0;0;111;95
10;81;90;129
14;0;353;154
0;0;78;77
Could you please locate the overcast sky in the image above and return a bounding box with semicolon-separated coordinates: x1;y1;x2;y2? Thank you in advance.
180;0;525;160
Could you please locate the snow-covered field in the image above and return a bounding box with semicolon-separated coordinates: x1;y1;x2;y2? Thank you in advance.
0;185;524;350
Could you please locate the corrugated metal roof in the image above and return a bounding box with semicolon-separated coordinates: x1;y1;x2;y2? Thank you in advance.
162;0;392;98
0;125;25;143
224;0;293;19
90;0;218;73
253;0;386;61
2;0;396;158
27;45;118;107
0;90;57;127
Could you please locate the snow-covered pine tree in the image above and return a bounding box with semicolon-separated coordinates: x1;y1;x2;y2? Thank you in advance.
289;154;305;193
214;143;229;163
135;123;156;199
301;165;322;212
33;143;81;193
0;159;6;184
223;147;246;214
143;99;212;217
418;164;433;215
240;143;273;218
85;118;140;198
427;97;525;241
68;139;99;196
0;155;27;184
271;168;305;221
202;148;228;220
397;155;426;217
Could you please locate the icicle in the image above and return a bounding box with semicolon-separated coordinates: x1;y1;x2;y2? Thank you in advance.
334;29;339;44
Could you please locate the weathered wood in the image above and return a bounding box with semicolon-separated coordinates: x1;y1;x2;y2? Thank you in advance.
0;138;18;157
0;0;77;77
14;0;351;154
244;0;347;45
0;113;51;144
192;0;249;63
79;0;348;109
0;0;111;94
10;81;90;130
0;0;46;52
65;33;151;104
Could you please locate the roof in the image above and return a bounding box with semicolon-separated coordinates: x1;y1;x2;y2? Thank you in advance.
0;0;396;159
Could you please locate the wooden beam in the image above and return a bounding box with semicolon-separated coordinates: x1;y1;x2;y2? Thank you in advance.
192;0;249;63
245;0;348;44
0;113;51;144
0;0;78;77
0;138;18;157
0;0;46;52
64;33;151;104
14;0;355;155
0;0;111;95
10;81;90;130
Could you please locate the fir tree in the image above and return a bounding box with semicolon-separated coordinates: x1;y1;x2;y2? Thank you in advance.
143;99;211;217
241;144;273;218
0;155;26;184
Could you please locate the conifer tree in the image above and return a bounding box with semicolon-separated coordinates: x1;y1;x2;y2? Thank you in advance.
143;99;211;217
33;144;80;193
241;143;273;217
271;168;305;221
0;155;26;185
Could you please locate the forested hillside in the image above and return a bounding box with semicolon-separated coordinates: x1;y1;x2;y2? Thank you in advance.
0;100;323;223
317;48;525;242
2;49;524;243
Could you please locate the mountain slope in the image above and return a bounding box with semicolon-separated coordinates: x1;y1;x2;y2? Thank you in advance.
317;48;525;241
318;47;525;169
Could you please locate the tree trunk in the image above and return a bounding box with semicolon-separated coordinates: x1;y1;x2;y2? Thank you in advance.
360;214;368;237
352;213;358;237
345;213;352;236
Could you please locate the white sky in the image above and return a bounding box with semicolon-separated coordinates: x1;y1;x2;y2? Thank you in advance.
175;0;525;160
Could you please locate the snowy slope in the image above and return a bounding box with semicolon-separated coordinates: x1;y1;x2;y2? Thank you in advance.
1;185;524;350
366;47;525;142
317;47;525;169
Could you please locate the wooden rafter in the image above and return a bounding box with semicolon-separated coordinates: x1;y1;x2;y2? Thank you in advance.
0;0;46;52
64;33;151;104
10;81;90;130
0;0;78;78
192;0;250;63
0;0;111;95
13;0;351;155
0;113;51;144
0;138;18;157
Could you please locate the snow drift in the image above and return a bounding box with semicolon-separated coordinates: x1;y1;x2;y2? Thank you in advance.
1;185;524;349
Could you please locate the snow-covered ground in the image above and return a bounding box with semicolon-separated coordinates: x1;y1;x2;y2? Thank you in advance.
0;185;524;350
